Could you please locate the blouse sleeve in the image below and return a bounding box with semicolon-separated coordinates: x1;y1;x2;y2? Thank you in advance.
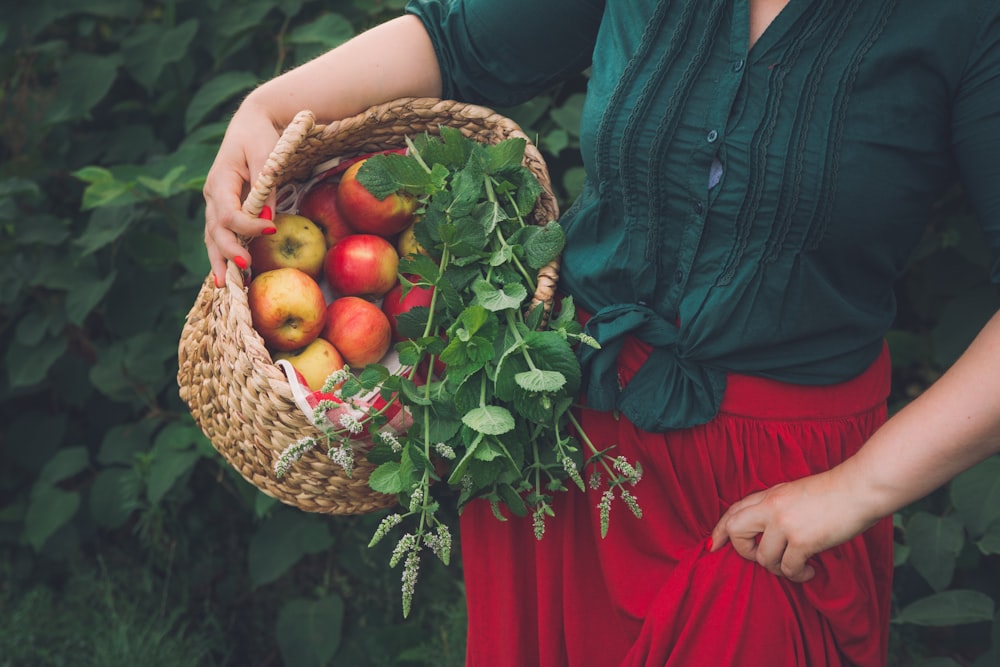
404;0;604;107
951;5;1000;284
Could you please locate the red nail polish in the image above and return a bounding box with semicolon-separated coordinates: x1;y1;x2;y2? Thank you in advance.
262;226;277;235
260;205;273;221
213;274;222;288
233;256;247;270
705;537;713;551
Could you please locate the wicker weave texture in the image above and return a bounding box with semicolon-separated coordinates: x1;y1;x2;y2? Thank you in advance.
177;97;560;515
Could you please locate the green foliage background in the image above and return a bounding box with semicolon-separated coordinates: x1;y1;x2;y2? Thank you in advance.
0;2;997;665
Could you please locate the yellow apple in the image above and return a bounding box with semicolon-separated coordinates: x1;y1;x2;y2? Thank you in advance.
248;267;327;351
274;337;346;392
248;213;327;279
396;220;428;259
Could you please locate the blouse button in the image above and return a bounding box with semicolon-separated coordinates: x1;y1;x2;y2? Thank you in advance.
674;270;684;284
693;201;704;214
706;129;719;143
732;59;745;73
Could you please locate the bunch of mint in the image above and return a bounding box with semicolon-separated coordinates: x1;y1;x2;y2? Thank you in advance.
278;127;643;616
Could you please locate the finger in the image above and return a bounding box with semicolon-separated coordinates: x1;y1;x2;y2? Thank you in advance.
779;545;817;583
754;528;789;577
710;492;767;552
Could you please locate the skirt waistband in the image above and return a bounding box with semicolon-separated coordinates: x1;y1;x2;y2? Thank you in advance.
611;336;891;422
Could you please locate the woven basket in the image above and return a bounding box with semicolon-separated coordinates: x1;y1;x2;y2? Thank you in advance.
177;97;561;516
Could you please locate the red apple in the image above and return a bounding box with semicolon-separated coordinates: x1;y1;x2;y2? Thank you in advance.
336;158;417;236
297;180;354;248
322;296;392;368
248;213;327;279
273;337;345;392
324;234;399;299
381;282;435;342
248;267;327;351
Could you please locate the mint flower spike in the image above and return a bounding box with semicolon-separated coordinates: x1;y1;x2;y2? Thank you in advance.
424;523;452;564
532;507;547;540
378;430;403;453
327;443;355;477
338;413;364;435
274;437;317;478
619;487;643;519
401;549;421;618
598;489;615;538
322;367;352;393
433;442;456;460
369;513;404;548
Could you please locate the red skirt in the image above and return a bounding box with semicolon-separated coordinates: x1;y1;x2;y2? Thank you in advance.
460;335;894;667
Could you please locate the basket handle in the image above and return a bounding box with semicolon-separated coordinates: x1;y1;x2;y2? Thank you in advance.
242;110;318;218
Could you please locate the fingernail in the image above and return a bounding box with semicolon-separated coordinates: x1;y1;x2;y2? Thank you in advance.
705;537;713;551
260;205;273;221
233;256;247;270
213;274;222;288
262;226;277;235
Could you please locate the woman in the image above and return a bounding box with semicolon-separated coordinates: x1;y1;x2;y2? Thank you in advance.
202;1;1000;664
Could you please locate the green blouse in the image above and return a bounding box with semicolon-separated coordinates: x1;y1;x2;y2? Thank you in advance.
406;0;1000;431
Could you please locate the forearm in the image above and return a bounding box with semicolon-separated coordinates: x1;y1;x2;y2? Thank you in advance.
244;14;442;128
837;308;1000;522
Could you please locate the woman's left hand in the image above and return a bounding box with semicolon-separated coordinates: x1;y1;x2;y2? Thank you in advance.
708;470;879;582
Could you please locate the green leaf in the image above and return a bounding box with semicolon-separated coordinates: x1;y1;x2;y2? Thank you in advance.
12;214;71;246
65;270;117;325
73;206;136;255
357;152;434;199
977;519;1000;555
121;19;200;91
471;279;527;312
950;456;1000;536
5;337;67;388
288;12;353;48
519;221;566;269
248;510;335;588
462;406;515;435
368;459;414;495
23;487;79;551
893;590;995;627
185;71;259;133
37;447;89;485
88;467;136;529
73;166;141;210
486;138;526;173
276;596;344;667
146;449;199;505
514;368;566;393
905;512;964;592
45;52;122;124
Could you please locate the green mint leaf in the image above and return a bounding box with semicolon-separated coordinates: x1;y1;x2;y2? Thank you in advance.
367;460;410;495
471;279;527;312
357;153;433;199
519;221;565;269
490;245;514;267
514;369;566;393
462;406;515;435
486;138;526;174
496;483;528;517
523;330;582;395
395;307;432;341
471;438;503;462
399;254;440;283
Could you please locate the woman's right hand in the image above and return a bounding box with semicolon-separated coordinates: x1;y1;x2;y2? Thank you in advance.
202;98;282;287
